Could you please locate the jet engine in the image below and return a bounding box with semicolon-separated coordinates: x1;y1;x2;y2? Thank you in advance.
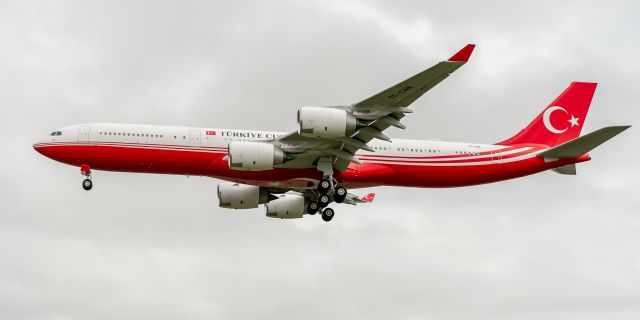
298;107;357;138
227;142;285;171
265;194;305;219
217;183;275;209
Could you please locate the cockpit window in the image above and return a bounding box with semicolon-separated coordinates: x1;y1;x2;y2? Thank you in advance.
50;132;56;136
50;131;62;136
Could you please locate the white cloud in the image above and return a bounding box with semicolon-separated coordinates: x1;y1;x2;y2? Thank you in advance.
318;0;435;58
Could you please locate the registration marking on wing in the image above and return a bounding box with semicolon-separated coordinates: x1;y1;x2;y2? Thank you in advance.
387;86;413;99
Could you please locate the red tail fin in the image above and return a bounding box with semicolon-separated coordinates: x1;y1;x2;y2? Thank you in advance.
499;82;597;147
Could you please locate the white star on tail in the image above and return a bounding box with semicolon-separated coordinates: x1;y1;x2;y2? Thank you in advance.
568;115;580;127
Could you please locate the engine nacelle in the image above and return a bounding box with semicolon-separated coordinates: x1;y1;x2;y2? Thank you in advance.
218;183;272;209
227;142;285;171
298;107;357;138
265;194;305;219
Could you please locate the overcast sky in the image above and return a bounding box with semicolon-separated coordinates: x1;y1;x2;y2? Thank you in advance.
1;0;639;319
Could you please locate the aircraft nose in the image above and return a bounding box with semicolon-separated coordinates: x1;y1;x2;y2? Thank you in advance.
33;139;46;155
33;133;55;156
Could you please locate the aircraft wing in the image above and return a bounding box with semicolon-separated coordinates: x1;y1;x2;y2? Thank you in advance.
275;44;475;172
352;44;475;115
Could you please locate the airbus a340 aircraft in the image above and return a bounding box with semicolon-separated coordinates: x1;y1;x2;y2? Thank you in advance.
34;44;630;222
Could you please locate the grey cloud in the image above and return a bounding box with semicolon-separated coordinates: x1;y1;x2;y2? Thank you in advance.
1;0;639;319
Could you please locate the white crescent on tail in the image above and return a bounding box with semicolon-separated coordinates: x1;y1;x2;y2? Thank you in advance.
543;106;568;134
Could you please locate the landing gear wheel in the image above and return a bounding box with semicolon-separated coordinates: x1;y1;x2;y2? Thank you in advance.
318;179;332;194
306;202;319;215
334;186;347;203
318;194;331;208
82;179;93;191
321;208;335;222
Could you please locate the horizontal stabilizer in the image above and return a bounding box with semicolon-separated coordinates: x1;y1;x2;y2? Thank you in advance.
344;193;376;205
360;193;375;203
538;125;630;159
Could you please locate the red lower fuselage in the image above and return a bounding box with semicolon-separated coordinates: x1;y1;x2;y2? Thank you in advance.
33;124;589;189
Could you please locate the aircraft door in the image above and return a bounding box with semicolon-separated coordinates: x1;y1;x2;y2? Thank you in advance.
78;125;91;142
491;146;503;164
189;130;201;147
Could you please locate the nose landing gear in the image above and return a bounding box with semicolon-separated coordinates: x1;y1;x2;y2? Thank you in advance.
82;179;93;191
80;164;92;191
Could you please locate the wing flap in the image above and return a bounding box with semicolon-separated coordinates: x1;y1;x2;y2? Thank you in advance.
552;164;577;175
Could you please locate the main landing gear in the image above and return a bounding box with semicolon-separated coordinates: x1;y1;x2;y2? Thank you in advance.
80;164;92;191
309;176;348;222
318;194;331;207
321;208;335;222
306;201;319;215
306;199;335;222
334;186;347;203
310;157;348;222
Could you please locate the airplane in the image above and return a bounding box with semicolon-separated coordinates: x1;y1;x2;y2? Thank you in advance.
33;44;630;222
